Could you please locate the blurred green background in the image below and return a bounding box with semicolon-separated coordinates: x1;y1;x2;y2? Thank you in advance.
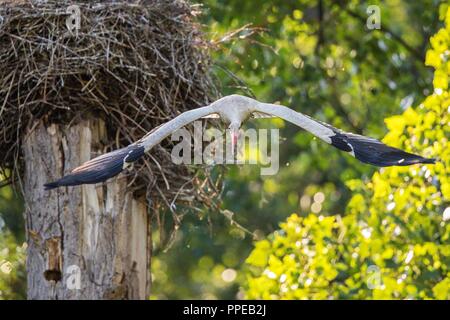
1;0;449;299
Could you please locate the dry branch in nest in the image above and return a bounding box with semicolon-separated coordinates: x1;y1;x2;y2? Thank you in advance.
0;0;224;215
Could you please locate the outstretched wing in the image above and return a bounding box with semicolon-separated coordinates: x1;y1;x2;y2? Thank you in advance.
252;102;435;167
44;105;216;190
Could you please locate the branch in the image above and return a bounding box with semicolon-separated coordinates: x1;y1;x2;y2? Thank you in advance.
342;6;425;62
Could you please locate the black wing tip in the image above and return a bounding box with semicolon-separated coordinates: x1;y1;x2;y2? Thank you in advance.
44;181;60;190
355;149;436;167
43;144;145;190
418;157;436;165
43;174;102;190
376;154;436;167
330;132;437;167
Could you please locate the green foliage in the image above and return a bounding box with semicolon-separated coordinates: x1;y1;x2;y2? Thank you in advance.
152;0;440;299
0;230;26;300
0;176;25;300
0;170;26;300
150;216;246;299
244;5;450;299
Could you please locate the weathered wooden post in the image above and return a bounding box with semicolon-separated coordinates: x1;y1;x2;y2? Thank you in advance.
23;120;151;299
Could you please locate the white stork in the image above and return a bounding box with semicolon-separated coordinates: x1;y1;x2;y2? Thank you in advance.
44;95;435;189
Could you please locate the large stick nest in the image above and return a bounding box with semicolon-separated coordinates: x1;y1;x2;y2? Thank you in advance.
0;0;223;211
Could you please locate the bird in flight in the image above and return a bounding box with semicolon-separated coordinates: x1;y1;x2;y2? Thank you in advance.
44;95;435;189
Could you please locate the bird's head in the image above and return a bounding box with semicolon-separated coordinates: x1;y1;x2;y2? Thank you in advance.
211;94;257;152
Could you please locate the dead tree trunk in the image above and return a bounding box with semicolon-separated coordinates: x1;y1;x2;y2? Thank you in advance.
23;119;151;299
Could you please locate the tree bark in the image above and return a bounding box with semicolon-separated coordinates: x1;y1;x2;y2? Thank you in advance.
23;119;151;299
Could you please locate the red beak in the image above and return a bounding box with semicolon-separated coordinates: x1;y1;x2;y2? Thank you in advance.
232;132;238;148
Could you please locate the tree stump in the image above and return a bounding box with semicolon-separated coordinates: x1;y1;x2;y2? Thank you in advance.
23;119;151;299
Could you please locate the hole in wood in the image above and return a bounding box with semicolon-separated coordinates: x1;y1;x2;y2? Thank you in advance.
43;269;62;282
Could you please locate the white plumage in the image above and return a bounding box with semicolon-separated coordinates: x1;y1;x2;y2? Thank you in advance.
45;94;435;189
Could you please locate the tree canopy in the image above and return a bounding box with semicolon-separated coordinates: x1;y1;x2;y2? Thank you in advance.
150;0;447;300
244;3;450;299
1;0;448;300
